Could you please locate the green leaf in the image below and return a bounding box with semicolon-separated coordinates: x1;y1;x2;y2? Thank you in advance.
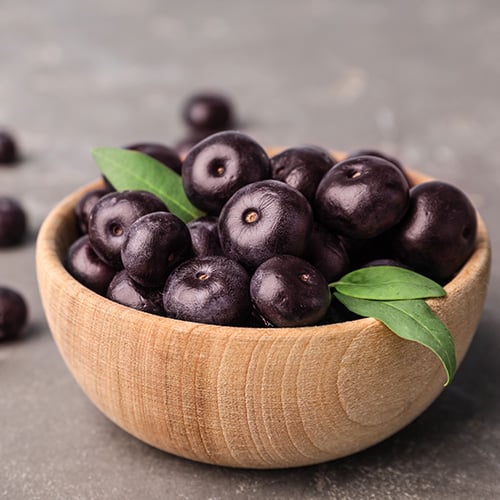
92;147;205;223
330;266;446;301
334;292;456;385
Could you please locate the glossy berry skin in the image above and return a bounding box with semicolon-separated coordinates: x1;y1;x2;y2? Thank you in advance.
66;235;115;295
187;216;222;257
390;181;477;283
182;92;234;133
346;149;412;186
107;270;163;315
0;287;28;340
218;180;313;269
182;131;271;214
88;190;167;269
122;211;192;288
315;155;410;239
125;142;182;174
306;223;350;282
75;188;110;234
250;255;330;327
0;131;18;164
0;197;27;247
163;256;251;326
270;146;336;202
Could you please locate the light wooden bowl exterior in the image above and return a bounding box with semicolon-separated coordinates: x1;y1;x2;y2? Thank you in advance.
36;169;491;469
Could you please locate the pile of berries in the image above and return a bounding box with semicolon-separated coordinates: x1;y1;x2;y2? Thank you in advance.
67;128;477;328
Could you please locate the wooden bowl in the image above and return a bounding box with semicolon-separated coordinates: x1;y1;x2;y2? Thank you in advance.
36;168;491;469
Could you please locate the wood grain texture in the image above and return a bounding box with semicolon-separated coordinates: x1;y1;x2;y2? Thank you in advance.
35;167;491;469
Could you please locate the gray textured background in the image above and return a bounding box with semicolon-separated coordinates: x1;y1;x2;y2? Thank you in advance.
1;1;499;499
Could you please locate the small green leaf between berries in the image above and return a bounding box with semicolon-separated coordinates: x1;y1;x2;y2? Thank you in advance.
92;147;205;223
334;292;456;385
331;265;446;300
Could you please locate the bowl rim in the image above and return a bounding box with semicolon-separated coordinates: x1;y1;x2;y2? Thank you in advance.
36;168;491;340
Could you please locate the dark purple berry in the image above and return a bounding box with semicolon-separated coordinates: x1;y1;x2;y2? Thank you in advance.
0;287;28;340
75;188;110;235
187;216;223;257
88;190;167;269
391;181;477;282
0;197;27;247
0;131;19;164
163;256;251;325
182;131;271;214
218;180;313;269
107;270;163;315
66;235;115;295
270;146;336;202
306;224;350;282
125;142;182;174
250;255;330;327
121;211;192;288
182;92;234;133
315;155;410;239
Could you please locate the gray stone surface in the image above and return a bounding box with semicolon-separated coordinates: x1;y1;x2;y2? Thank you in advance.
1;0;499;498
